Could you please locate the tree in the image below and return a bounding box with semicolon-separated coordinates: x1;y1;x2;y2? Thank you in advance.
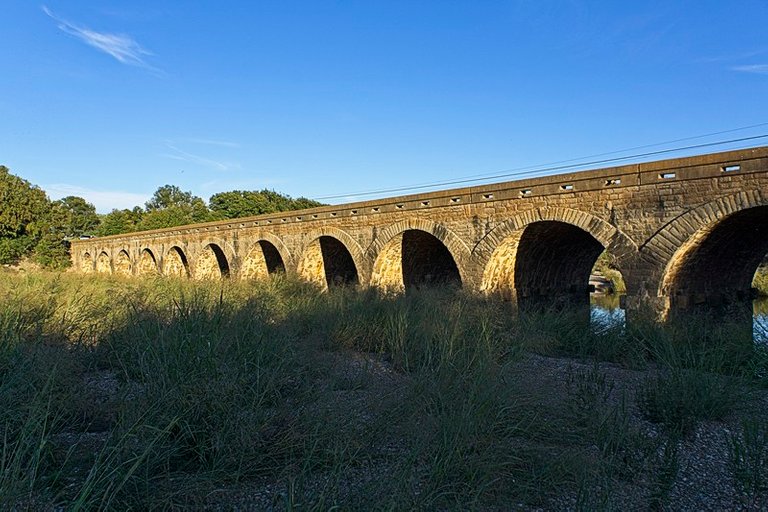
145;185;196;211
26;195;100;269
0;166;50;264
33;234;71;269
138;185;212;230
96;207;144;237
209;189;325;219
0;236;35;265
0;166;49;240
209;190;272;218
51;196;100;238
292;196;325;210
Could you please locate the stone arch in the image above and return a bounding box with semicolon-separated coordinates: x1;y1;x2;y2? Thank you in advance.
366;218;470;291
114;249;132;276
298;229;363;289
643;190;767;267
164;246;190;278
95;251;112;274
248;232;293;268
240;238;287;280
368;220;466;292
656;193;768;320
138;248;159;276
474;208;635;310
194;243;230;280
81;252;94;273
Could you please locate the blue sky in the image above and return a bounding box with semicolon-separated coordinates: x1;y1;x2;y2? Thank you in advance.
1;1;767;212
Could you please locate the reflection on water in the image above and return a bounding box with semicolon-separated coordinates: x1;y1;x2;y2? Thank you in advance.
755;297;768;343
590;295;768;343
590;294;625;331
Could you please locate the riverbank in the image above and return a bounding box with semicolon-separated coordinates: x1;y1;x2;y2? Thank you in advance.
1;272;766;510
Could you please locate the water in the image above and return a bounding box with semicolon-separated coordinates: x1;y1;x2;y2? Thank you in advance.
755;297;768;343
590;295;768;343
590;294;625;332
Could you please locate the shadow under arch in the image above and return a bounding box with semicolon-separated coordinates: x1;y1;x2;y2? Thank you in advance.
659;204;768;332
164;246;190;278
241;239;287;280
366;219;470;292
114;249;132;276
370;229;464;293
96;251;112;274
475;208;635;315
194;243;230;279
138;248;159;276
298;232;361;289
642;190;767;267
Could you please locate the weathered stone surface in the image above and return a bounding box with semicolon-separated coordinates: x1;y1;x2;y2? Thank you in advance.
370;233;405;293
81;252;93;273
164;247;188;278
138;249;158;276
297;238;327;289
240;244;270;281
72;147;768;322
194;244;228;280
114;250;132;276
95;252;111;274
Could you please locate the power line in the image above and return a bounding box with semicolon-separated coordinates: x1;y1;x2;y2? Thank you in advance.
395;122;768;186
317;133;768;201
315;128;768;202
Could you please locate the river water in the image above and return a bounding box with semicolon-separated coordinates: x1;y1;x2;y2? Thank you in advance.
590;295;768;343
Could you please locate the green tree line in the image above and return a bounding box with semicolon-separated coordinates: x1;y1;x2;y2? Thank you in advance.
0;166;323;268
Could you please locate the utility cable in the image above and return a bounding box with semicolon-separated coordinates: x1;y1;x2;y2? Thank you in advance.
315;130;768;201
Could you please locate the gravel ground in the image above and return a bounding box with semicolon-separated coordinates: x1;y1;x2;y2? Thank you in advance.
504;354;767;511
62;350;767;510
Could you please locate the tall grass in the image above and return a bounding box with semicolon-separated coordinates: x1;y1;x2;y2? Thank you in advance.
0;270;765;509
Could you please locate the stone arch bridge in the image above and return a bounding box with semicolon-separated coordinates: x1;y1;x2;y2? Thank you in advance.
72;147;768;325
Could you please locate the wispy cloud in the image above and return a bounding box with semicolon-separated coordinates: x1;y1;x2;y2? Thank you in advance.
698;48;768;63
183;138;241;148
45;184;150;213
732;64;768;75
42;5;158;71
161;141;240;172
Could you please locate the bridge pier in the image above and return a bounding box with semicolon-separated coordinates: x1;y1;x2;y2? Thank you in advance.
663;290;756;342
516;287;594;327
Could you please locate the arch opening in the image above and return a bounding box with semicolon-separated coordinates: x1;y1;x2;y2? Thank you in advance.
483;221;609;317
96;252;111;274
164;246;190;278
81;252;94;274
138;249;158;276
114;250;132;276
195;243;230;280
754;256;768;343
241;240;286;280
662;206;768;337
298;236;359;289
371;229;461;292
588;250;628;330
515;221;605;310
